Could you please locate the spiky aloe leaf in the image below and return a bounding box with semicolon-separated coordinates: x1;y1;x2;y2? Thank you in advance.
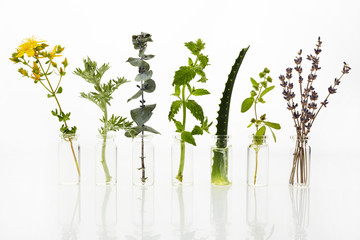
211;46;249;185
215;46;249;138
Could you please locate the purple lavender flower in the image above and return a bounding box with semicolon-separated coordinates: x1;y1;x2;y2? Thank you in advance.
328;86;337;94
321;99;329;107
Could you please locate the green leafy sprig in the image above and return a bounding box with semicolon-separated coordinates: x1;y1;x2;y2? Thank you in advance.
126;32;159;138
169;39;212;182
74;57;132;183
10;38;80;177
241;68;281;143
127;32;159;185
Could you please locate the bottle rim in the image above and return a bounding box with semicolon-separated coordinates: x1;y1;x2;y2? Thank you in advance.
290;135;310;140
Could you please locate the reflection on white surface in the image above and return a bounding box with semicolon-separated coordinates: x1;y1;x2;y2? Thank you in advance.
171;185;195;240
58;185;80;240
126;186;160;240
95;185;118;239
289;187;310;240
246;186;274;240
210;185;231;239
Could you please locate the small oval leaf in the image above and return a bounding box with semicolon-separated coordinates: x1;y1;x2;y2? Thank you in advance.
241;97;254;113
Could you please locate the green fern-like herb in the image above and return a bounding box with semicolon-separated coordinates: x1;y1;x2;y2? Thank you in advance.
74;57;132;183
169;39;213;183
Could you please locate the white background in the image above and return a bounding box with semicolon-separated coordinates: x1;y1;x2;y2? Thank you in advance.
0;0;360;239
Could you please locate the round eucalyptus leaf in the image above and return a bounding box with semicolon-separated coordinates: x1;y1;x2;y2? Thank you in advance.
143;79;156;93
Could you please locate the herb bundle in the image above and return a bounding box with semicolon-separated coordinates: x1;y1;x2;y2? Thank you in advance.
279;37;351;185
126;32;160;185
74;57;132;184
241;68;280;185
169;39;212;183
10;37;80;177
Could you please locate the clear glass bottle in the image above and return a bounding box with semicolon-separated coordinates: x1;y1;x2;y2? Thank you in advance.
95;134;117;185
211;135;232;186
247;135;269;186
132;134;154;186
171;135;194;185
289;135;311;187
58;134;80;184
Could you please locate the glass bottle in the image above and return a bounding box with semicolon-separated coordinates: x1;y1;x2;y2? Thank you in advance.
58;134;80;185
247;135;269;186
289;135;311;187
95;134;117;185
211;135;232;186
132;134;154;186
171;135;194;185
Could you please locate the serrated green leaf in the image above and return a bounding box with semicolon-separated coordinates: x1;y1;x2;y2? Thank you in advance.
130;104;156;126
173;85;180;97
135;70;153;82
173;66;196;86
143;125;160;134
181;131;196;146
256;126;266;136
192;88;210;96
191;125;203;135
173;119;184;132
127;90;142;102
188;57;193;66
263;121;281;130
241;97;254;113
184;39;205;56
143;79;156;93
168;100;182;121
186;99;204;123
198;54;209;68
260;86;275;98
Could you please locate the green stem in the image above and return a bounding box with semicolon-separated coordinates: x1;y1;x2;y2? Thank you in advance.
101;106;112;183
254;148;259;185
176;85;187;183
38;60;80;178
176;140;185;182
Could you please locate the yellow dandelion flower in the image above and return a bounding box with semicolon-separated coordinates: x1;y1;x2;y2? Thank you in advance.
16;37;45;58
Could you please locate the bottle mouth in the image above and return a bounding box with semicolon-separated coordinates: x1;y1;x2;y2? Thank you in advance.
290;135;310;141
212;135;231;140
249;135;268;140
60;133;78;140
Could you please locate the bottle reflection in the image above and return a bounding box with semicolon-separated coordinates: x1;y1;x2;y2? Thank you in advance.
95;185;118;239
171;185;195;239
58;185;80;240
126;186;160;240
246;186;274;240
289;187;310;240
210;185;231;239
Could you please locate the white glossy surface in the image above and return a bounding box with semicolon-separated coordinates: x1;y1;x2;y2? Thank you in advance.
1;0;360;239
